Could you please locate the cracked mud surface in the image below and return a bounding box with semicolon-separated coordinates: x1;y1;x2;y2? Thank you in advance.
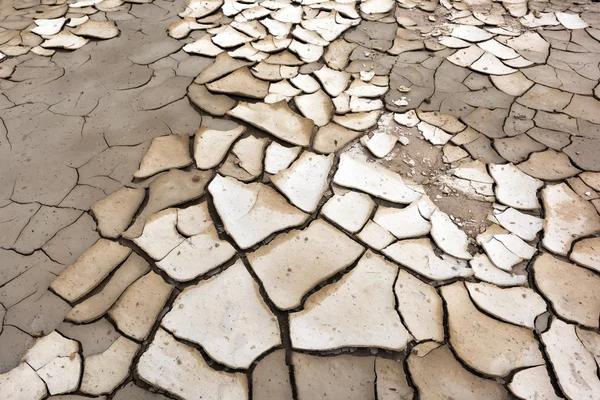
1;0;600;398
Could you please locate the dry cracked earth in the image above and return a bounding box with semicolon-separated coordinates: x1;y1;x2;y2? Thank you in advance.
1;0;600;398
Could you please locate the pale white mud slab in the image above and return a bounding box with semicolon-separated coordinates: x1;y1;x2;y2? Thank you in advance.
109;272;173;341
294;89;334;127
533;253;600;329
193;124;246;170
508;366;562;400
451;25;493;42
66;253;149;323
490;72;533;96
219;136;269;182
290;251;411;351
375;358;414;400
363;131;397;158
252;349;293;400
334;153;423;204
42;31;89;50
333;110;382;131
541;319;600;400
394;110;420;127
490;163;543;210
227;101;314;146
248;219;364;310
356;220;396;250
556;12;588;29
0;363;47;400
541;183;600;256
122;170;212;239
373;202;431;239
441;282;544;376
195;53;253;84
133;209;185;261
134;135;192;179
321;191;374;233
408;344;508;400
264;142;301;174
31;17;67;36
90;187;145;239
395;270;444;342
465;282;546;328
293;353;375;400
430;209;472;260
51;239;132;302
162;260;280;369
22;331;81;395
570;237;600;273
383;238;473;281
208;174;309;249
313;65;351;97
492;207;543;241
176;202;213;236
80;337;140;395
156;225;236;281
271;151;334;213
188;84;237;117
576;328;600;367
137;329;248;400
417;121;453;146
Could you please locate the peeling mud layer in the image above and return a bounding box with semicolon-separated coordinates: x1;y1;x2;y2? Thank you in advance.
1;0;600;398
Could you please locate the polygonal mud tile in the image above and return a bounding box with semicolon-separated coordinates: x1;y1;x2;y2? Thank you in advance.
470;253;527;286
570;237;600;273
502;31;549;64
57;319;120;358
23;331;81;395
248;219;364;310
564;136;600;172
271;151;333;213
134;135;192;179
188;84;237;116
518;149;581;181
108;271;173;341
219;135;269;182
465;282;546;328
264;142;301;174
137;329;248;399
80;337;139;395
356;220;396;251
290;251;411;351
206;67;268;99
208;174;309;249
430;209;472;260
395;270;444;342
195;53;254;84
252;349;293;400
294;89;334;127
176;203;212;236
293;353;375;400
133;209;185;261
41;31;89;50
373;202;431;240
13;206;82;254
490;163;543;210
193;124;246;170
508;366;562;400
408;344;508;400
333;110;382;131
321;191;374;233
90;187;145;239
533;253;600;329
541;183;600;256
541;319;600;399
441;282;544;376
162;260;280;369
122;169;212;239
72;20;119;39
51;239;132;303
362;131;397;158
334;153;423;204
66;253;149;323
491;207;543;241
375;358;413;400
313;122;363;153
227;101;314;147
516;84;572;112
0;363;47;400
156;225;236;281
383;238;473;281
